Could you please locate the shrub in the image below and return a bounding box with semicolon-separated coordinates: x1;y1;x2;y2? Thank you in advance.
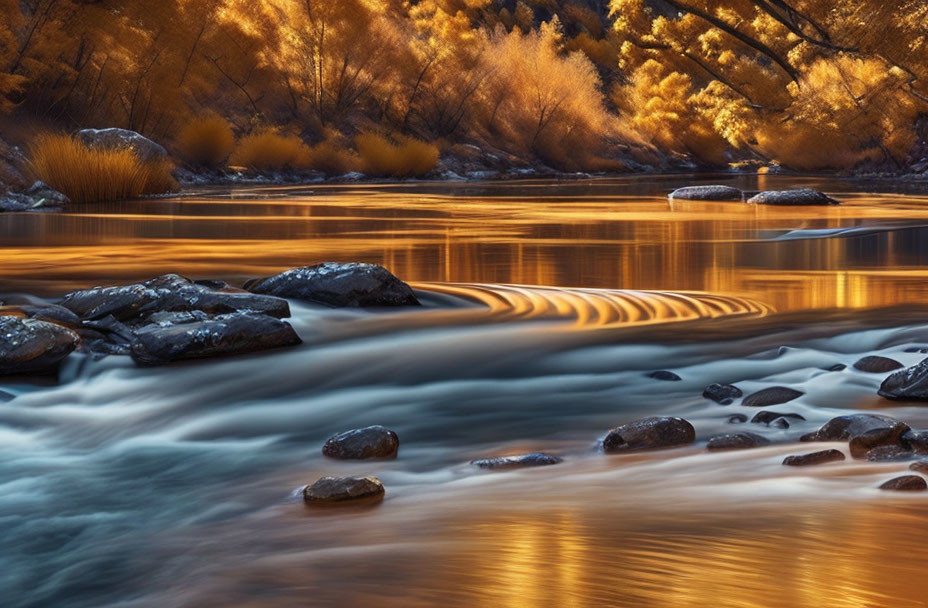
228;129;311;171
306;137;360;176
29;134;177;203
175;113;235;167
355;132;439;177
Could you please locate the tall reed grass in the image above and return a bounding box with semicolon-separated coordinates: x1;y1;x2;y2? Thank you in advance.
176;113;235;167
355;132;439;177
228;129;311;171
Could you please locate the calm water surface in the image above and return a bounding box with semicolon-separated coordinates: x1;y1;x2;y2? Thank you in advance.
2;175;928;607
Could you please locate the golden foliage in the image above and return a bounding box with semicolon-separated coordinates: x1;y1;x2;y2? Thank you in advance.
355;132;440;177
306;133;361;176
176;114;235;168
229;129;311;171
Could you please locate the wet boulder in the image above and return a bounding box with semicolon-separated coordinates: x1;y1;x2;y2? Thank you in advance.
783;449;845;466
849;424;911;459
750;411;806;426
902;430;928;455
244;263;420;308
75;128;168;164
0;302;81;329
603;416;695;453
746;189;839;206
878;475;927;491
727;414;748;424
60;274;291;322
703;383;742;405
646;370;681;381
129;312;301;366
0;316;80;375
303;476;385;505
853;356;903;373
742;386;803;407
323;426;399;460
471;452;562;469
802;414;908;444
909;460;928;474
866;446;915;462
668;185;743;201
707;432;770;451
878;358;928;401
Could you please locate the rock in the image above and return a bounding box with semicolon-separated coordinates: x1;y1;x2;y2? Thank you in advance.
646;370;681;381
727;414;748;424
24;181;69;207
904;346;928;354
901;430;928;455
303;476;385;504
0;303;82;329
0;389;13;402
866;446;915;462
879;358;928;401
60;274;290;322
750;411;806;425
703;383;742;405
471;452;562;469
244;263;420;308
322;426;399;460
75;128;168;163
0;316;80;375
746;189;839;206
825;363;847;372
909;460;928;474
129;312;301;365
603;416;695;453
852;355;903;373
668;185;743;201
783;449;845;466
802;414;908;444
878;475;927;491
707;432;770;451
849;425;911;459
742;387;803;407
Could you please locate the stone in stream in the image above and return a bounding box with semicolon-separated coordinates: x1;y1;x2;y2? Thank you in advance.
904;346;928;354
0;389;13;402
646;370;681;381
801;414;909;444
0;303;82;328
782;449;845;466
878;358;928;401
75;128;168;164
244;263;420;308
901;430;928;455
727;414;748;424
471;452;562;469
878;475;927;492
703;383;742;405
707;432;770;451
866;446;915;462
741;387;803;407
603;416;695;453
303;476;385;505
824;363;847;372
0;316;80;375
60;274;291;322
750;411;806;426
852;356;903;373
323;426;400;460
849;425;911;459
909;460;928;474
668;185;743;201
129;312;301;366
746;189;839;206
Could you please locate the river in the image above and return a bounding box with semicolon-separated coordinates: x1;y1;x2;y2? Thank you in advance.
2;175;928;607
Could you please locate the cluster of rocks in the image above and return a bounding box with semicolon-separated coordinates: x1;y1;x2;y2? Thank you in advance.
0;263;419;374
668;185;840;206
0;135;69;212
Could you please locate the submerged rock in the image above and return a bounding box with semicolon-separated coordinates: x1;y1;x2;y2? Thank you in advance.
75;128;168;163
878;475;927;491
707;432;770;451
303;476;385;504
802;414;908;443
909;460;928;474
866;446;915;462
742;386;803;407
727;414;748;424
751;411;806;426
668;185;743;201
902;430;928;455
783;449;845;466
878;358;928;401
853;356;903;373
245;263;420;308
824;363;847;372
746;189;839;206
129;313;301;366
471;452;562;469
603;416;695;453
646;370;681;381
703;383;742;405
323;426;399;460
849;425;911;459
0;316;80;375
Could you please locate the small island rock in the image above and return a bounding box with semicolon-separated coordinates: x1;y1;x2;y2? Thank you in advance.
303;476;385;504
853;355;903;373
603;416;695;453
746;189;839;206
707;432;770;451
323;426;399;460
0;316;80;375
878;475;927;491
471;452;562;469
879;358;928;401
703;383;742;405
783;449;845;466
668;185;743;201
742;386;803;407
646;370;681;381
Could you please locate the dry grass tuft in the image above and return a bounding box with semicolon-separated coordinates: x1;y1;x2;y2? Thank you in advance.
176;113;235;167
228;129;311;171
355;132;439;177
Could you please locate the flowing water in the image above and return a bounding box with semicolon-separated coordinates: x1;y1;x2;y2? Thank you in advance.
3;175;928;607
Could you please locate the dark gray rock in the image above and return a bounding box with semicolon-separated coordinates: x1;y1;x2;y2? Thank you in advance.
0;303;81;328
853;356;903;373
902;430;928;455
866;446;915;462
751;411;806;425
742;387;803;407
245;263;420;308
803;414;908;444
0;389;13;402
323;426;399;460
746;189;839;206
471;452;562;469
0;316;80;375
707;432;770;451
603;416;695;453
129;313;301;366
668;185;743;201
849;424;911;459
728;414;748;424
904;347;928;354
825;363;847;372
303;476;385;504
878;475;927;491
646;370;681;381
703;383;742;405
24;181;69;206
879;358;928;401
60;274;290;322
75;128;168;163
783;449;845;466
